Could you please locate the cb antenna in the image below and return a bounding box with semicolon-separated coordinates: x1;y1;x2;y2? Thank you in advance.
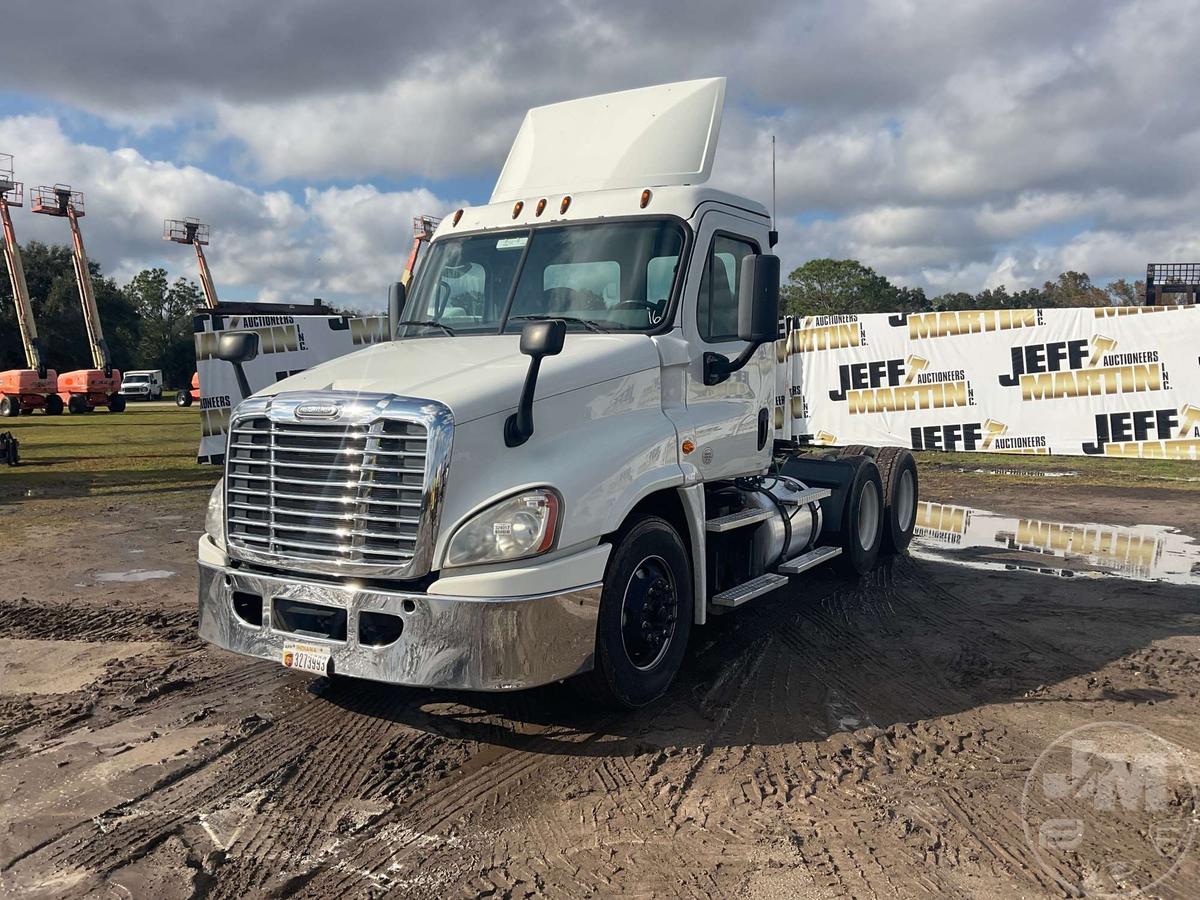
769;135;778;248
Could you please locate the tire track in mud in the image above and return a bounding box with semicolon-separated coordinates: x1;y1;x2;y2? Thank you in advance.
0;597;197;645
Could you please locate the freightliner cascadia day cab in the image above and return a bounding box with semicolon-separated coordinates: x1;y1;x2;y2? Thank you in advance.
197;78;919;707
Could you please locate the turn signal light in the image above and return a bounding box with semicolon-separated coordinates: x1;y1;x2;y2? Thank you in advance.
512;200;524;219
560;195;571;214
681;440;695;455
640;189;652;208
452;208;464;226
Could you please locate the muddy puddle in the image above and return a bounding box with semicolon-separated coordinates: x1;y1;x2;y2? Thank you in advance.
94;569;177;584
912;500;1200;584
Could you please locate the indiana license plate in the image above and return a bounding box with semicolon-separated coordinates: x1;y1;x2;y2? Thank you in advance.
281;641;331;675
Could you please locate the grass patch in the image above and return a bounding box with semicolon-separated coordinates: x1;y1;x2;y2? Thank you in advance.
0;405;218;500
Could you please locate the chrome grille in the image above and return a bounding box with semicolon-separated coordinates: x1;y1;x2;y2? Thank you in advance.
223;393;452;579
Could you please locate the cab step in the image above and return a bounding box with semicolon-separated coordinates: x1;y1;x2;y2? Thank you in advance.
776;545;842;575
777;486;832;507
711;573;789;608
705;507;773;533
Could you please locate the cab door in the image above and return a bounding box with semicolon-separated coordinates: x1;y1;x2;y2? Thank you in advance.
679;208;774;480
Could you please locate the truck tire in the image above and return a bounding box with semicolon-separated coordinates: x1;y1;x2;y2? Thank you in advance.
109;394;126;413
833;460;884;576
68;395;88;415
778;453;883;576
0;396;17;418
176;391;192;407
578;515;693;708
44;394;64;416
874;447;918;554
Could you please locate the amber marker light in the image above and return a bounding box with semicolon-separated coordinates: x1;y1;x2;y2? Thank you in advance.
681;440;695;455
640;189;652;208
560;195;571;214
512;200;524;219
536;198;547;216
452;208;464;226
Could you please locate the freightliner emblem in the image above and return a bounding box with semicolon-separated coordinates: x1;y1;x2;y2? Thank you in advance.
295;402;341;419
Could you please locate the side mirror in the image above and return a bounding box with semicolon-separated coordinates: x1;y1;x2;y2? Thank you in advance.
737;253;780;344
216;331;259;401
387;281;406;339
505;320;567;447
704;253;781;385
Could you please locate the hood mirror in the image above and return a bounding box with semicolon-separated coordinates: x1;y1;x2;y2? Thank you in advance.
505;320;566;447
216;331;260;400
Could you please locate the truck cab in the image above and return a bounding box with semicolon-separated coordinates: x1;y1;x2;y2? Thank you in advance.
197;79;917;707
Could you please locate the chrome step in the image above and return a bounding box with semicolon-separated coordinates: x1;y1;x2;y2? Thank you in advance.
705;507;773;533
776;545;843;575
778;486;832;507
712;573;789;608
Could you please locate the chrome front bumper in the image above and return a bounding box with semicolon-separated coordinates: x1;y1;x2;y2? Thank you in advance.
197;562;602;691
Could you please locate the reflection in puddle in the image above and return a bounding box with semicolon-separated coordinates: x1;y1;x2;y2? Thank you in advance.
912;501;1200;585
96;569;177;583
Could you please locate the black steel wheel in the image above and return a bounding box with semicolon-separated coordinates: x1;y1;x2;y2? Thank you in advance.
578;515;693;708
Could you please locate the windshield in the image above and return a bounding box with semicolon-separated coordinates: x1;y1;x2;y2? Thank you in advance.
125;375;149;383
401;219;686;336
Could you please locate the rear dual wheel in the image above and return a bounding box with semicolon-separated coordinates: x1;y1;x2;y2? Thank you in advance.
835;446;918;554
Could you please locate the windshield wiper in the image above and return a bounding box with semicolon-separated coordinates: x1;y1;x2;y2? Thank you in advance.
396;320;456;336
509;314;609;334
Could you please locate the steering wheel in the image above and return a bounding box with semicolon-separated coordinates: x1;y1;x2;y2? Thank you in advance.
614;298;666;325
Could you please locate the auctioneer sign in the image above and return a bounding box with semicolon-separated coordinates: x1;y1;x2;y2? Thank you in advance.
194;310;388;463
774;305;1200;458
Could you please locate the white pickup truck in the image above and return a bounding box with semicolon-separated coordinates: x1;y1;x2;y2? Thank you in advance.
197;79;918;707
119;369;163;401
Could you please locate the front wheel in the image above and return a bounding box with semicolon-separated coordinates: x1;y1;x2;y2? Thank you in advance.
176;390;193;407
108;394;126;413
579;515;693;708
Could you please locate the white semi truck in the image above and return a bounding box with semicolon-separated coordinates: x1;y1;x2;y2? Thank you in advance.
197;79;918;707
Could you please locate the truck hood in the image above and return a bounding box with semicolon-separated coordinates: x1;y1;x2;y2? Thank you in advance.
259;333;662;424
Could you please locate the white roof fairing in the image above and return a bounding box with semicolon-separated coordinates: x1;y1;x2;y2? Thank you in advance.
490;78;726;203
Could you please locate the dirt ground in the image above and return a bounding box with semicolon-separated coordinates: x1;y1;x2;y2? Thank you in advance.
1;433;1199;898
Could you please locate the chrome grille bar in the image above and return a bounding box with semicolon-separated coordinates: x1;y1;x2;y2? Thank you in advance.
223;392;453;580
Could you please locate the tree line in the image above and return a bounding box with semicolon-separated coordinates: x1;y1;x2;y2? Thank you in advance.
0;241;201;389
781;258;1144;318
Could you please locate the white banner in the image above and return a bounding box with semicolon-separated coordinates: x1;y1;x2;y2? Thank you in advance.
194;311;388;462
197;305;1200;462
774;305;1200;459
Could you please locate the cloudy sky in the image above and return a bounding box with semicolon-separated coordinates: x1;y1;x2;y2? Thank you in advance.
2;0;1197;308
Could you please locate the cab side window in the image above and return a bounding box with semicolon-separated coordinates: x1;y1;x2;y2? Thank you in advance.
697;234;756;342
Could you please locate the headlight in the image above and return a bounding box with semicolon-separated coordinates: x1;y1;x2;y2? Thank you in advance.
205;477;226;549
445;488;560;568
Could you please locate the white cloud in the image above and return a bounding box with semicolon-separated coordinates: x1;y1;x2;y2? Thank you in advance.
0;117;456;308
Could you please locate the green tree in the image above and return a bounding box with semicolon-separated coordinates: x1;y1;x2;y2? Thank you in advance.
1040;271;1109;308
781;258;923;317
1104;278;1145;307
125;268;202;388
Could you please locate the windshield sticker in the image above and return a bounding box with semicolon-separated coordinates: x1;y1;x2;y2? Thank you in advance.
496;236;529;250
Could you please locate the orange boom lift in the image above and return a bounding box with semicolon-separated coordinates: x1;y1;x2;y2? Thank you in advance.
164;218;217;407
0;154;61;417
31;185;124;413
402;215;440;286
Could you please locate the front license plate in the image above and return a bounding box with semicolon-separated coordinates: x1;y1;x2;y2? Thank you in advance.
281;641;331;675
